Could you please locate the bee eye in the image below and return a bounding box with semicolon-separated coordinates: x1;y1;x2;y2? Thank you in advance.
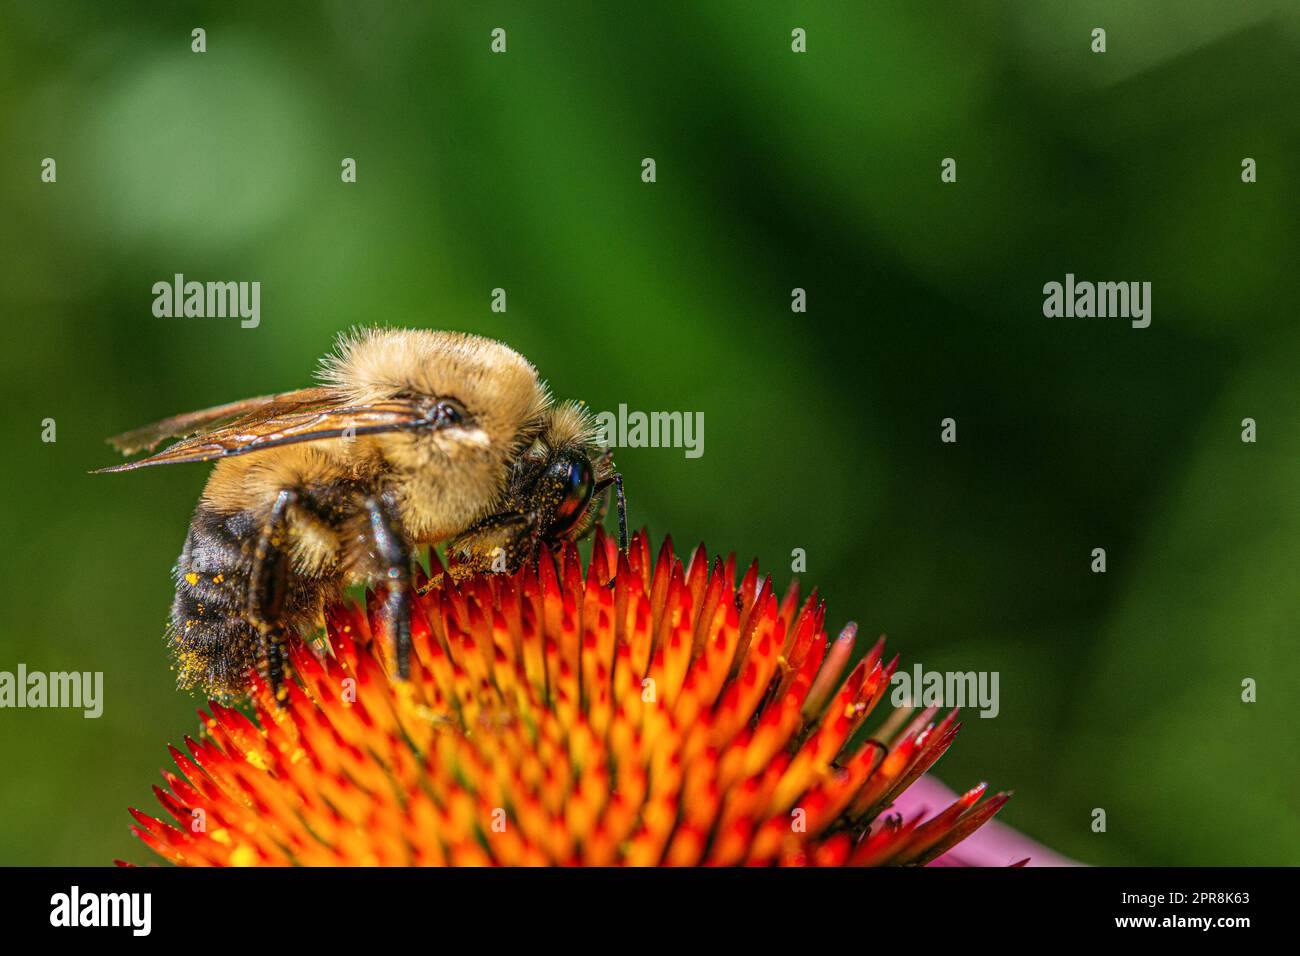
548;456;594;536
433;399;467;427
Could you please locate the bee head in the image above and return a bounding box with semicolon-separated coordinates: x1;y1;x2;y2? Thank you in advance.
445;401;618;575
529;443;597;538
527;401;606;542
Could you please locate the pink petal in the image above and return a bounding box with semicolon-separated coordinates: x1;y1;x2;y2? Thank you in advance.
891;775;1081;867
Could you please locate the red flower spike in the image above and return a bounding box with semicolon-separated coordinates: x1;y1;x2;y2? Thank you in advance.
129;530;1014;867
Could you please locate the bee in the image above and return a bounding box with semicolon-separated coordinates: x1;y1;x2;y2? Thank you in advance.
98;327;625;700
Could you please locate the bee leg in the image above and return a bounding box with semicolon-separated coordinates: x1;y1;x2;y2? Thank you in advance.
612;473;627;552
248;489;297;704
594;471;628;552
363;496;412;680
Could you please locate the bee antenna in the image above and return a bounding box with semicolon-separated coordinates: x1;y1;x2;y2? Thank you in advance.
613;473;628;552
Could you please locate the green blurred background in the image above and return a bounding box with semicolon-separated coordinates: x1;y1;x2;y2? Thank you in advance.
1;1;1297;866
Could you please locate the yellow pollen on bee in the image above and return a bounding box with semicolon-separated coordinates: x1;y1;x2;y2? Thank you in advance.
212;574;224;584
184;572;199;586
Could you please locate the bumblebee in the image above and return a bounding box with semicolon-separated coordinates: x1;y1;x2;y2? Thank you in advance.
99;327;624;699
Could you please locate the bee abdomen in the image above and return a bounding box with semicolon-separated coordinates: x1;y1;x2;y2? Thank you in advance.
169;503;332;696
168;507;260;696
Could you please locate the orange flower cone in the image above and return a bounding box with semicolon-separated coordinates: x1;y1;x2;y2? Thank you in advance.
128;529;1011;866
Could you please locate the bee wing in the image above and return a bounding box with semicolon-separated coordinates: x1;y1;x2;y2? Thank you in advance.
95;396;431;473
105;386;337;455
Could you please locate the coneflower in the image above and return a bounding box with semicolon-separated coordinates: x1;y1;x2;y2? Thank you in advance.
129;529;1013;866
